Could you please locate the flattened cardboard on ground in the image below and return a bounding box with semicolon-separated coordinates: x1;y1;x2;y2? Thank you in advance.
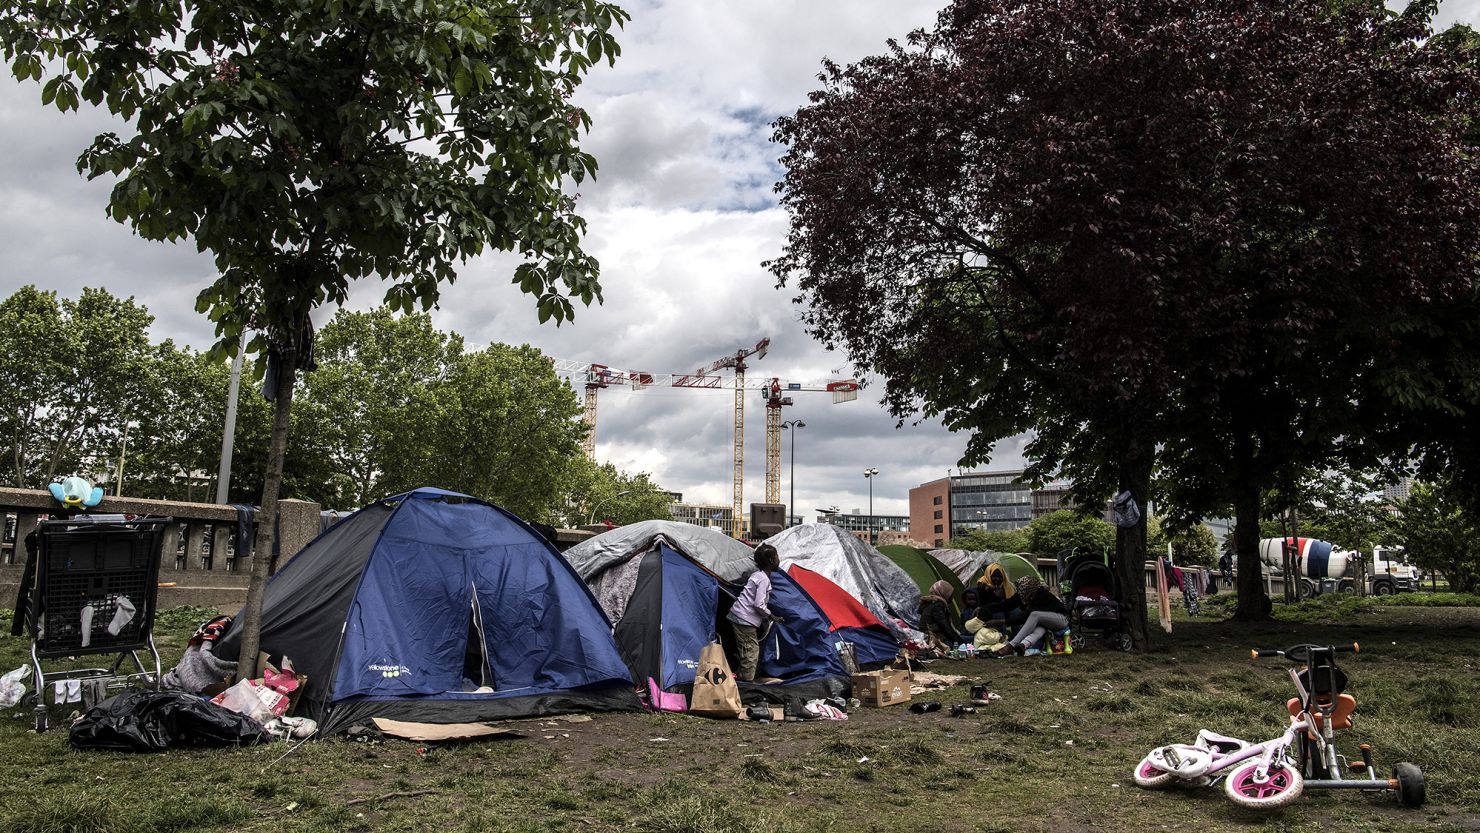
852;668;911;707
910;671;966;695
371;717;524;742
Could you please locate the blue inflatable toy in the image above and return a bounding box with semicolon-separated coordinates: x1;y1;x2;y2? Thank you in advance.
49;476;104;509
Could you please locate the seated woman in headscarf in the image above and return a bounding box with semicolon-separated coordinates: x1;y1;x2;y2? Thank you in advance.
976;564;1027;631
918;579;964;652
991;575;1069;657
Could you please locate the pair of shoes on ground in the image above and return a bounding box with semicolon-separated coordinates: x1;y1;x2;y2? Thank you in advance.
990;643;1025;658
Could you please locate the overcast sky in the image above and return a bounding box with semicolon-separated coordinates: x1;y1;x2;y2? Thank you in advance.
3;1;1477;519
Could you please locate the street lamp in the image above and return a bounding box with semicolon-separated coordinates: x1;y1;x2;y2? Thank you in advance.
782;420;806;526
215;328;250;505
587;490;632;525
863;467;879;544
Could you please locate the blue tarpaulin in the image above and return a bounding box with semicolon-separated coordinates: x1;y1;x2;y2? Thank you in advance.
657;546;719;689
758;571;849;684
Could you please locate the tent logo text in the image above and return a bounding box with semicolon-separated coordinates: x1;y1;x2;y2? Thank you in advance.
368;662;410;678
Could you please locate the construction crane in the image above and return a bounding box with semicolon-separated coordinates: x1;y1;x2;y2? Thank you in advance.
580;364;611;460
547;342;858;539
549;342;767;537
761;377;860;506
547;359;638;461
687;339;770;538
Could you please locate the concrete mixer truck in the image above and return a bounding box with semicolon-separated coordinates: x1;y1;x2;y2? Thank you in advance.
1258;538;1420;598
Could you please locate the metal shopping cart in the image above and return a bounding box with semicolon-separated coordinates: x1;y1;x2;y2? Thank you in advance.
15;515;169;731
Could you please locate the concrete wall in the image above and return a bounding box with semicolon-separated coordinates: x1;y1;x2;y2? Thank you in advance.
2;487;597;610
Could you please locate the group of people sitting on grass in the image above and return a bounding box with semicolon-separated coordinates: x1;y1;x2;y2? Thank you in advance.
918;565;1069;658
733;543;1071;673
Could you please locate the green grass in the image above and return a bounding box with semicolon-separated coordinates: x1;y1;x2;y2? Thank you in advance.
1272;592;1480;623
1191;591;1480;624
153;605;229;630
6;792;251;833
2;604;1479;832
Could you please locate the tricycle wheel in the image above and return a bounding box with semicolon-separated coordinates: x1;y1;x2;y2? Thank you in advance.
1133;754;1177;790
1393;762;1425;808
1222;760;1303;810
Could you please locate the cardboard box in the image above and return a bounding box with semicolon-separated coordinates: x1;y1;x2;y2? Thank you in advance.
852;669;911;707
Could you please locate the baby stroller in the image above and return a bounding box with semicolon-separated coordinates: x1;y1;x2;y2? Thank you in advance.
1062;552;1131;651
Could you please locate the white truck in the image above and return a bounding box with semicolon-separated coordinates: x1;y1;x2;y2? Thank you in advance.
1258;538;1421;597
1367;545;1421;596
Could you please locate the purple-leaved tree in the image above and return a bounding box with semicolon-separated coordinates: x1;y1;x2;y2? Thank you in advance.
770;0;1480;640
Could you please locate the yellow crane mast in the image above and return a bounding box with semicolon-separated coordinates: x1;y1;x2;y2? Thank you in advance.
581;364;611;461
686;339;769;538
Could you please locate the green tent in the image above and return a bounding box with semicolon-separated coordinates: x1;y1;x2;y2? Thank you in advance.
992;553;1041;586
878;545;966;617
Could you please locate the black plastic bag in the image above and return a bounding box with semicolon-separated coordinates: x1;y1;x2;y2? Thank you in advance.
69;690;264;752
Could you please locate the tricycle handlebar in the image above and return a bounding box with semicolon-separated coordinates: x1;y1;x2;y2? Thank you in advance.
1250;643;1359;661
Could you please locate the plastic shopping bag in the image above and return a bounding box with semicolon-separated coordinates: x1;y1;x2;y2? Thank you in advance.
0;665;31;708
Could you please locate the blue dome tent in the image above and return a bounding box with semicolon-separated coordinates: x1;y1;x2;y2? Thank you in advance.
213;488;638;734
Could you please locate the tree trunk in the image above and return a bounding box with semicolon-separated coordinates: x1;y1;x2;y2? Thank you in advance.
1231;473;1271;621
1449;563;1475;595
234;342;299;683
1114;438;1153;651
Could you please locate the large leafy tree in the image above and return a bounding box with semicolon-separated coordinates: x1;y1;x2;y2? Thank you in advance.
0;286;68;486
1272;469;1395;554
1168;524;1219;569
2;0;627;678
770;0;1480;644
946;527;1029;554
0;285;284;502
0;286;154;487
1152;3;1480;617
125;341;235;502
293;308;463;508
124;339;298;504
559;459;672;528
383;343;588;520
1026;510;1115;559
1391;479;1480;594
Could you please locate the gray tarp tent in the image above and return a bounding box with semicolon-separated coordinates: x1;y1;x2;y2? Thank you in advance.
563;520;758;623
929;549;998;585
762;524;926;644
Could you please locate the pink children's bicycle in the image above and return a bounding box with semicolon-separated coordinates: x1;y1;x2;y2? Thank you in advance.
1134;642;1425;810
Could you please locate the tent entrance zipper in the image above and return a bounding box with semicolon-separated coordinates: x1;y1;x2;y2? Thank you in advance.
469;584;493;690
